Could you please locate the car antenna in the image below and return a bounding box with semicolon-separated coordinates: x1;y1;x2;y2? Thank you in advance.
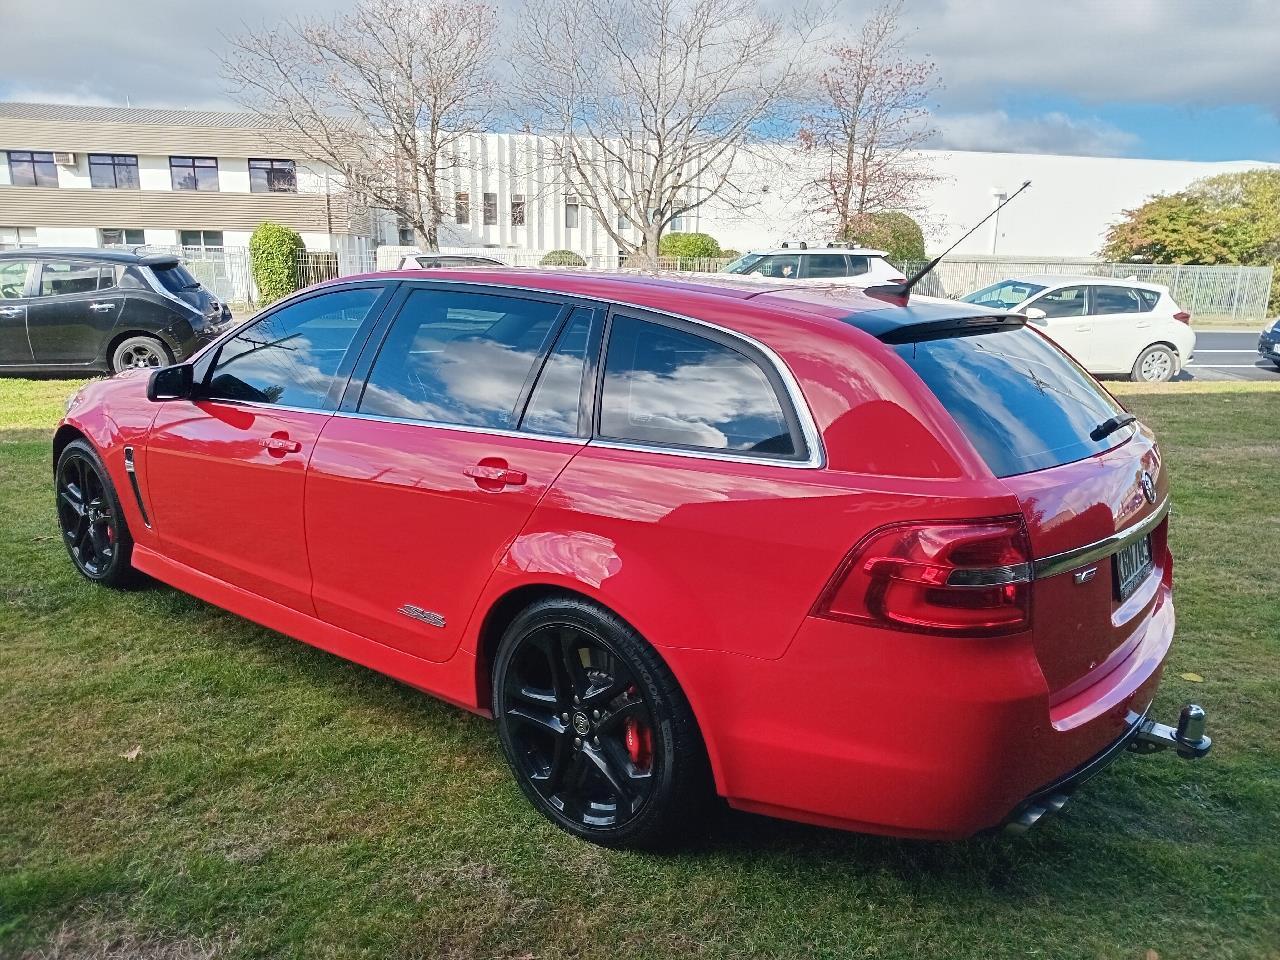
865;180;1032;307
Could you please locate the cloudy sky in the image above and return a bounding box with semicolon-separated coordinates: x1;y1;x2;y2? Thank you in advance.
2;0;1277;161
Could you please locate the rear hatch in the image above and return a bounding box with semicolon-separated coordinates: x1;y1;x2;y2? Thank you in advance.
893;322;1169;698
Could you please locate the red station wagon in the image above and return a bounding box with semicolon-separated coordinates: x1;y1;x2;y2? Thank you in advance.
53;269;1211;847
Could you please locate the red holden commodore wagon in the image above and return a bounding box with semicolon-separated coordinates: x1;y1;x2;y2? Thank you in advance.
53;269;1210;848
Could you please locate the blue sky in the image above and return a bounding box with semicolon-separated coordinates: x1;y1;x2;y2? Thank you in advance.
2;0;1278;163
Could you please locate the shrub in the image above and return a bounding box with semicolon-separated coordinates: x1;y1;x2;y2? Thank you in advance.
719;248;741;261
249;221;306;305
539;249;587;267
842;211;926;263
658;232;722;259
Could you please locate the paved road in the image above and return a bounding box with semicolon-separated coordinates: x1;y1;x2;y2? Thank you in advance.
1183;329;1279;382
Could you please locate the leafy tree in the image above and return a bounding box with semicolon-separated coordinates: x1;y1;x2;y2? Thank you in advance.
1102;169;1280;310
658;233;723;259
539;249;587;266
843;210;926;262
249;222;305;305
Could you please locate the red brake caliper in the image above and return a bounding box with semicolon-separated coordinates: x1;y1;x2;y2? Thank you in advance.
624;716;652;771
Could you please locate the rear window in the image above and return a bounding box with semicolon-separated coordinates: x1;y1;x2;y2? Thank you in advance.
152;263;201;294
894;326;1129;477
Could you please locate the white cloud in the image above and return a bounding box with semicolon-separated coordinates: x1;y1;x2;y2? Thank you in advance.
929;110;1141;157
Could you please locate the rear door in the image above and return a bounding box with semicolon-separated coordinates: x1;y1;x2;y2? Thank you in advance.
1088;284;1150;373
304;285;599;662
0;259;35;365
26;259;124;364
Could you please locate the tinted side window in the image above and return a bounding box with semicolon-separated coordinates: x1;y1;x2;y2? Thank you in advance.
752;255;799;279
1092;285;1144;314
599;316;796;457
206;287;381;408
359;289;562;428
1035;286;1087;318
848;256;871;276
1136;289;1159;312
805;254;848;278
522;308;596;436
39;261;101;297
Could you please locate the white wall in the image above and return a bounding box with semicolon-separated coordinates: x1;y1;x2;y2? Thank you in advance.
35;226;97;246
138;154;170;191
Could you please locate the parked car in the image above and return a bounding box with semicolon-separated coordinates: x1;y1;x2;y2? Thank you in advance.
0;248;232;376
1258;317;1280;370
54;270;1209;848
722;246;906;286
397;253;506;270
961;275;1195;382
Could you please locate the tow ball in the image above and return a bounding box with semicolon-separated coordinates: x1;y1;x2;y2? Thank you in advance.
1129;703;1213;759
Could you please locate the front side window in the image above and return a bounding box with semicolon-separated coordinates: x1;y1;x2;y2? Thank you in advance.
170;156;219;192
358;289;562;429
0;260;34;299
205;287;381;408
804;254;848;279
599;315;796;457
8;151;58;188
521;308;596;436
1033;286;1088;318
962;280;1046;310
750;254;799;279
100;228;145;247
248;158;297;193
1091;285;1144;315
88;154;139;190
38;261;109;297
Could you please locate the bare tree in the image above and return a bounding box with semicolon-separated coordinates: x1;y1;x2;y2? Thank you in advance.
221;0;498;250
513;0;822;263
799;1;938;240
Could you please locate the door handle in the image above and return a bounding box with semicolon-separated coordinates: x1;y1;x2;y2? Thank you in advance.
464;463;527;487
1075;324;1089;332
260;436;302;455
89;302;116;312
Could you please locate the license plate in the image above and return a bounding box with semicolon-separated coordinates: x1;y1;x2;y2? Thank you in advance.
1113;534;1154;602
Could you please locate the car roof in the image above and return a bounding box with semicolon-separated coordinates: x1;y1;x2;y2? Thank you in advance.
1004;273;1170;293
0;246;176;266
338;268;1017;344
749;247;888;257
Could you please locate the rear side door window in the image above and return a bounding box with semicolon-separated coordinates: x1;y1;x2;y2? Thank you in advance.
802;254;849;279
1091;285;1144;315
848;255;871;276
598;314;800;459
521;307;600;437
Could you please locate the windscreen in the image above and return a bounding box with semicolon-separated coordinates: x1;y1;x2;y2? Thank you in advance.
961;279;1045;310
894;326;1130;477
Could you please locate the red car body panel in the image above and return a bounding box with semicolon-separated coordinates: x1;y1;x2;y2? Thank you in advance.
54;269;1182;839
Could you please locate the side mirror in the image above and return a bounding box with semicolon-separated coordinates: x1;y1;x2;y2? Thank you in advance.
1024;307;1048;325
147;363;195;402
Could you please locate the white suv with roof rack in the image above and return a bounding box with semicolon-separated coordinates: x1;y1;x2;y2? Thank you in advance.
960;274;1196;383
721;245;906;286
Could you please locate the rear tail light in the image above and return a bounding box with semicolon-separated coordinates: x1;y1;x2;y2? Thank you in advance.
815;517;1032;637
1173;311;1192;325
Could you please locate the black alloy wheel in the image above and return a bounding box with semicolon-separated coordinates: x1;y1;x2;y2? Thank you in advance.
56;439;135;587
493;597;711;848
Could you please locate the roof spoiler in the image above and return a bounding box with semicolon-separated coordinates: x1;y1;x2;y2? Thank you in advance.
876;313;1026;344
139;253;181;269
864;181;1032;308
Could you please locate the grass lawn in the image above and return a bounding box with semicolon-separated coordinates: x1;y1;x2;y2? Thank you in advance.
2;377;1278;960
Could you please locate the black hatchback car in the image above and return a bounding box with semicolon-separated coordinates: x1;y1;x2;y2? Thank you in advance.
0;248;233;376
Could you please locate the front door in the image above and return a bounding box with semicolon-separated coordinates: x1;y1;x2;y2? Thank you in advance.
1027;285;1093;367
306;285;598;662
144;283;392;613
0;259;35;365
26;260;125;364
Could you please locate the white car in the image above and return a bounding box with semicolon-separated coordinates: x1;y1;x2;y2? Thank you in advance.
721;246;906;286
961;275;1196;383
397;253;506;270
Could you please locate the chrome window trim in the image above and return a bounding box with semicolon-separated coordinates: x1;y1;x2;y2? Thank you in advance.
331;409;588;446
1032;498;1169;580
394;276;827;469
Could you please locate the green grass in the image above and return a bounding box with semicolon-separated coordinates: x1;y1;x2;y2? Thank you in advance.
2;378;1278;960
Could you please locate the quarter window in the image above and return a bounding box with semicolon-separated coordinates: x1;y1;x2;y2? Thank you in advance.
1136;289;1160;312
88;154;139;189
1091;285;1144;315
599;316;796;457
248;158;297;193
848;255;871;276
38;261;112;297
1034;286;1088;318
8;151;58;188
522;308;596;436
358;289;562;429
205;287;382;409
804;254;848;279
170;156;219;191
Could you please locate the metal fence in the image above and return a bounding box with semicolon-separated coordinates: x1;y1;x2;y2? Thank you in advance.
898;257;1274;324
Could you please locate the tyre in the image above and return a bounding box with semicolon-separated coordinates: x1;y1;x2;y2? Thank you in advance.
1131;344;1177;383
492;596;712;848
55;439;136;588
110;335;172;374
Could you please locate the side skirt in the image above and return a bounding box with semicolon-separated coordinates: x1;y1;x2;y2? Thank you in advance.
130;545;488;716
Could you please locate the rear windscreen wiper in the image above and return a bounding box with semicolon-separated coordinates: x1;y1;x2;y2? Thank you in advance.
1090;413;1137;441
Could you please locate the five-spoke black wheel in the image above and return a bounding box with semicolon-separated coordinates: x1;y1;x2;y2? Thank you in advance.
56;439;135;587
493;596;711;848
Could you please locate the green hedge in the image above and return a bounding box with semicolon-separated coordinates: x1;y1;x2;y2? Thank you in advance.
539;249;587;267
842;212;926;262
249;221;306;305
658;232;722;259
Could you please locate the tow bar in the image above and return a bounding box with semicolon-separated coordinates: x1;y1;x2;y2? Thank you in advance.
1129;703;1212;759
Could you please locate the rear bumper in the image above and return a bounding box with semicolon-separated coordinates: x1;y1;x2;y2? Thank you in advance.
666;585;1180;840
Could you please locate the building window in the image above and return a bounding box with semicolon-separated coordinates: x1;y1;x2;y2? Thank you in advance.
179;230;224;249
397;220;415;245
455;192;470;224
616;200;630;232
565;196;579;229
170;156;219;192
0;226;37;249
8;151;59;188
248;158;297;193
482;192;497;226
511;194;526;227
88;154;140;189
100;228;145;247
